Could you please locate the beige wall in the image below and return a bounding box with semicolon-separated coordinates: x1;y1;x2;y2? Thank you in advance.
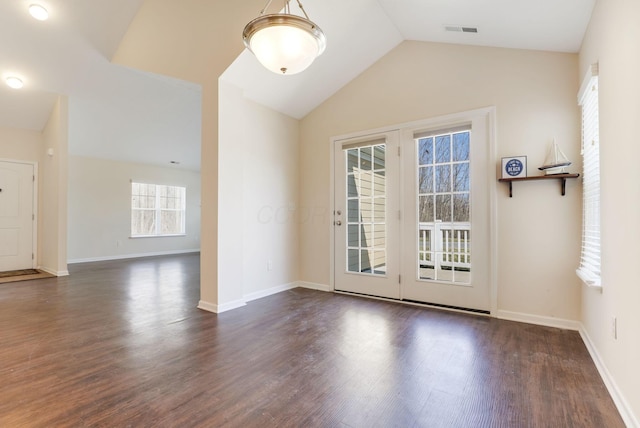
213;80;299;311
67;156;201;262
217;81;246;308
240;88;299;298
40;96;68;275
0;127;43;162
300;41;582;321
579;0;640;424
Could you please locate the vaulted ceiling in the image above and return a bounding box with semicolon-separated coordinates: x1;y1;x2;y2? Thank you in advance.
0;0;595;171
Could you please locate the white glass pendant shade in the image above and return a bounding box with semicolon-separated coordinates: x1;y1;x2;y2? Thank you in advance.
250;24;318;75
243;15;326;75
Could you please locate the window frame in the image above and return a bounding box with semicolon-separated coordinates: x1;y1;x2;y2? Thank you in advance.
130;182;187;238
576;63;601;288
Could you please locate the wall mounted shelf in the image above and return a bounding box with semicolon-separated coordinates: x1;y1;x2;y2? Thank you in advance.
498;173;580;197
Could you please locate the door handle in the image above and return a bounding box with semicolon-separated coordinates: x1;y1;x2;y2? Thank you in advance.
335;220;342;226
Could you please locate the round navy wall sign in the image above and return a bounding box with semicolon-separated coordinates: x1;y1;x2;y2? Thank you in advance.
505;159;524;177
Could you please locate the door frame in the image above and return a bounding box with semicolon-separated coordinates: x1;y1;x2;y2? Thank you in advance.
0;158;38;270
329;107;498;315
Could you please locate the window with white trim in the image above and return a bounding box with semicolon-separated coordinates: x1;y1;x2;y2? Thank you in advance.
131;182;186;237
576;63;600;287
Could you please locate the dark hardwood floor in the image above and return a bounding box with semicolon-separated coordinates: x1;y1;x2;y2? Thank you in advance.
0;254;624;427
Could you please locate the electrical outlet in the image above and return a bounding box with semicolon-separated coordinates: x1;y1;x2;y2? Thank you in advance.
611;316;617;340
267;260;273;271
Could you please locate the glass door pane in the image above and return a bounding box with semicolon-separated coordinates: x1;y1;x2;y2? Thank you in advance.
346;144;387;275
417;131;471;284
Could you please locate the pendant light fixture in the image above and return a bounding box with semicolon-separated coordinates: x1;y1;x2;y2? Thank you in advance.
242;0;326;75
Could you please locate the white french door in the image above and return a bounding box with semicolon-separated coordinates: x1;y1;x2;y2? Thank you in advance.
400;112;492;312
333;109;494;313
0;160;35;272
333;132;401;299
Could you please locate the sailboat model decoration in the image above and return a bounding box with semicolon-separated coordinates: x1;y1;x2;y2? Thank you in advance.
538;139;572;175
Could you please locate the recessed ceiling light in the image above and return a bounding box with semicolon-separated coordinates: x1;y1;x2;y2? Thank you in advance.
29;4;49;21
6;76;24;89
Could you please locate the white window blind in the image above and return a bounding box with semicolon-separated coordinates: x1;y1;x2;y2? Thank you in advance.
131;182;186;237
576;64;600;287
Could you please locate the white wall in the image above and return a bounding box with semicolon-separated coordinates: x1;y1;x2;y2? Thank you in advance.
579;0;640;425
300;41;582;322
67;156;201;262
213;80;299;311
241;89;299;298
217;81;246;309
40;96;69;275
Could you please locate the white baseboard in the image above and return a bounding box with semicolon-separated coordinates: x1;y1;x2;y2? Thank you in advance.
38;266;69;276
197;281;328;314
244;282;298;303
579;324;639;428
495;310;580;331
197;298;246;314
67;249;200;264
297;281;332;292
197;300;218;313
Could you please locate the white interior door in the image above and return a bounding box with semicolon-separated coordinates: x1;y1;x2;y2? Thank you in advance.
333;132;400;299
0;161;35;271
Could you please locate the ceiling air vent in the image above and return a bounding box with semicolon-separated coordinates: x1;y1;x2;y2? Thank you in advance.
444;25;478;33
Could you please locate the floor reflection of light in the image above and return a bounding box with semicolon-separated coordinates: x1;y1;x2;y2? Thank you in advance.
336;309;395;400
339;309;392;367
334;308;488;423
122;260;191;360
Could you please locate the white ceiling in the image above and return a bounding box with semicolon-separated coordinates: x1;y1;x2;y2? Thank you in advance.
1;0;595;171
221;0;404;119
377;0;595;53
0;0;202;171
0;0;145;129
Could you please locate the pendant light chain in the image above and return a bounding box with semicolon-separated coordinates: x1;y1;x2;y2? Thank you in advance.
295;0;311;21
258;0;273;16
257;0;311;20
